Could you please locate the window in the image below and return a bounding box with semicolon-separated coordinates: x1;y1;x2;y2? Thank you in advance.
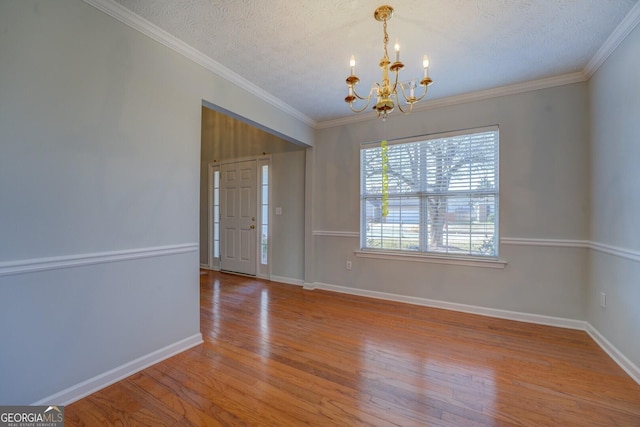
260;164;269;265
360;127;498;258
213;169;220;259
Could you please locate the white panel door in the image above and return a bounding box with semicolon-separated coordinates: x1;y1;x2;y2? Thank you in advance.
220;160;257;275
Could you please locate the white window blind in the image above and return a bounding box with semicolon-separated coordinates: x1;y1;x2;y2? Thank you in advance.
360;127;499;258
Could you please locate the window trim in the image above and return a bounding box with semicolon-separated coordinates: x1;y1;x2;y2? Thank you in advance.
360;125;499;149
360;125;500;260
354;249;507;269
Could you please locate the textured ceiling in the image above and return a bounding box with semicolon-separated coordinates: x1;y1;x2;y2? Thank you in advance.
113;0;638;124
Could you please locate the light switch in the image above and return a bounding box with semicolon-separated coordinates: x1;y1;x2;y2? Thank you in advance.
275;207;282;215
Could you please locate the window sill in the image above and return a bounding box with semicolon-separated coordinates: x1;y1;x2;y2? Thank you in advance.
354;250;507;269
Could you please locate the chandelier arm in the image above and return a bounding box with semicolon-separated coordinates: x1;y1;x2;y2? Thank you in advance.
351;86;372;101
396;81;411;103
395;91;414;114
410;85;430;102
349;96;373;113
391;69;401;98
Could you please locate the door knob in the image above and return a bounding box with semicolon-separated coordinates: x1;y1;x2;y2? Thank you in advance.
250;225;256;229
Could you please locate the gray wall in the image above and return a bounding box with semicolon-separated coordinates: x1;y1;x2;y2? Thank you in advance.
271;150;306;280
0;0;312;404
588;22;640;368
312;83;590;319
1;0;637;406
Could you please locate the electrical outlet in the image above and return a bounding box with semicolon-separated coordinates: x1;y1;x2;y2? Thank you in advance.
346;260;352;271
600;292;606;308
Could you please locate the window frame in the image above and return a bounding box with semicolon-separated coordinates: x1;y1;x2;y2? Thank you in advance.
359;126;501;265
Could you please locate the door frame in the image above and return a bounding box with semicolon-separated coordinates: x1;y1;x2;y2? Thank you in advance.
208;155;271;279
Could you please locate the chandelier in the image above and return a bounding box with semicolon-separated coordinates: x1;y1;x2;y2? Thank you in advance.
344;5;433;120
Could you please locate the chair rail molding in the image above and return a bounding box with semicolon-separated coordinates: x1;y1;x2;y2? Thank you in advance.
0;244;199;277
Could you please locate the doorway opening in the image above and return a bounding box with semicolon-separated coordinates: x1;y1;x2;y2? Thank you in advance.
199;103;308;283
208;156;270;278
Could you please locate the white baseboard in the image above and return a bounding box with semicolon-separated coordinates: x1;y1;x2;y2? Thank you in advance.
32;333;203;406
309;282;640;386
28;284;640;406
312;282;585;330
585;323;640;385
270;275;304;286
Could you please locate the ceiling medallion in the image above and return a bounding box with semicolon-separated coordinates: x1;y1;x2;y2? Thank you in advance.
345;5;433;120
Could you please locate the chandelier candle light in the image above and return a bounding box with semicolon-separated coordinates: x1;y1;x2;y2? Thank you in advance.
345;5;433;120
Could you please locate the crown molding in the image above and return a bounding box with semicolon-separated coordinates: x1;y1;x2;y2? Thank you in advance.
584;1;640;77
84;0;639;131
82;0;316;128
322;1;640;129
317;72;587;129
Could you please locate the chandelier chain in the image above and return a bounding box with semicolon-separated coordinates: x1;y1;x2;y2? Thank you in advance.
382;19;389;60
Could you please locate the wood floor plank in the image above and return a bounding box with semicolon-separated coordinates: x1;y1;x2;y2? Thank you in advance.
66;271;640;426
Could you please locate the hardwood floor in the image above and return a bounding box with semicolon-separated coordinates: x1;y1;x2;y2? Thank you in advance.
67;271;640;426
